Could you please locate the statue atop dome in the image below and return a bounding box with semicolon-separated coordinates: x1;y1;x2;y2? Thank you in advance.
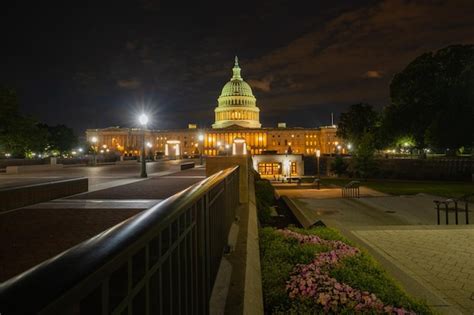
232;55;242;81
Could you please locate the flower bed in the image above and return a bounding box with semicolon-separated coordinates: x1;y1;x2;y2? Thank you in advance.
260;227;432;314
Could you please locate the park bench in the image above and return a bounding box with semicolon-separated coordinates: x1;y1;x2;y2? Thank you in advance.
341;181;360;198
433;193;472;225
180;162;195;170
287;176;317;185
313;178;320;190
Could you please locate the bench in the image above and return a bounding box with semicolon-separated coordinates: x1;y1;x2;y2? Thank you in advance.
313;178;320;190
287;176;317;185
180;162;195;170
434;193;472;225
341;181;360;198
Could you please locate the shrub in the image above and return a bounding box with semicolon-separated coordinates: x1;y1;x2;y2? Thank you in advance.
256;197;273;224
255;179;274;205
330;156;349;177
260;227;431;314
255;179;275;225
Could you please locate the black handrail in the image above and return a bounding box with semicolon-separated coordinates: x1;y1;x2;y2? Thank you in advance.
0;166;240;315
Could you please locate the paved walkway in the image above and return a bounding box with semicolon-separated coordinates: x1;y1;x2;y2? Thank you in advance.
353;226;474;314
276;186;473;314
0;167;206;282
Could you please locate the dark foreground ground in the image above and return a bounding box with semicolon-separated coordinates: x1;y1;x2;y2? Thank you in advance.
0;167;205;282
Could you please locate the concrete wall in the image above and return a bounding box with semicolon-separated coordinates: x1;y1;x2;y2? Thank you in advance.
6;164;64;174
0;178;88;211
206;156;250;203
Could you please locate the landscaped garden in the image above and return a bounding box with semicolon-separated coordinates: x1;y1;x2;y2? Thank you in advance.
260;227;432;314
254;177;432;314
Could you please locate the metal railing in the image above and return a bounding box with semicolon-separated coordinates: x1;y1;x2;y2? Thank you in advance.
0;166;240;315
434;193;472;225
341;181;360;198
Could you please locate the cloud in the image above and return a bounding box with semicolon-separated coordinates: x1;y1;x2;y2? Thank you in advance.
248;76;273;92
364;70;383;79
117;79;142;89
244;0;474;109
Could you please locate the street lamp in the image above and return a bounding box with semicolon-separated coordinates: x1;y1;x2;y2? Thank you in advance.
91;136;98;166
316;149;321;179
217;141;222;155
138;114;149;178
225;144;230;156
198;134;204;165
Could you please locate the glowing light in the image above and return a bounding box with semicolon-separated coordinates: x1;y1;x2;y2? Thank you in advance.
337;145;342;150
100;149;104;153
198;134;204;141
102;144;107;149
347;143;352;150
146;142;152;148
72;151;77;155
91;136;98;143
106;149;110;152
316;149;321;158
217;141;221;146
138;113;149;126
5;153;11;157
78;148;83;152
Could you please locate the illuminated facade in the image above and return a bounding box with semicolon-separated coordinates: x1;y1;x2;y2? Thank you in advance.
86;57;342;163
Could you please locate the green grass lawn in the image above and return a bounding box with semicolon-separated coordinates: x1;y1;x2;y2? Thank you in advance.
260;227;432;314
321;178;473;198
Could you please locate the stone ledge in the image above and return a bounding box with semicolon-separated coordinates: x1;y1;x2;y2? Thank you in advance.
6;164;63;174
210;164;264;315
0;177;88;212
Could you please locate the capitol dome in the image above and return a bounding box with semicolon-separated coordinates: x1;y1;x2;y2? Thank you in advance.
212;57;261;129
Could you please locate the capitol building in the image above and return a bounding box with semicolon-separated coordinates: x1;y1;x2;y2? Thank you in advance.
86;57;341;175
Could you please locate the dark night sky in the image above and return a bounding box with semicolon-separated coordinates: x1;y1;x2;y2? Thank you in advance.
1;0;474;134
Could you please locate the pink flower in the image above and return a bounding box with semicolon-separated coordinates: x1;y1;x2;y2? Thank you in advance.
277;229;416;314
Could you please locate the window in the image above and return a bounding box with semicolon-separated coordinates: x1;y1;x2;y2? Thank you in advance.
258;163;282;175
291;162;297;175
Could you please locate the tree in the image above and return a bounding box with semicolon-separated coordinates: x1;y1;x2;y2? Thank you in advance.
0;86;48;157
384;45;474;154
330;156;348;177
43;124;78;155
337;103;380;148
353;132;377;179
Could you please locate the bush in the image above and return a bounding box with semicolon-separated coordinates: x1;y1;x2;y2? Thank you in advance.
255;179;275;225
260;227;431;314
330;156;349;176
256;197;273;224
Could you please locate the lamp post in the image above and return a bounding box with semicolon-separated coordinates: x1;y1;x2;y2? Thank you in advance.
225;144;230;156
91;136;98;166
198;134;204;165
316;149;321;179
138;114;148;178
